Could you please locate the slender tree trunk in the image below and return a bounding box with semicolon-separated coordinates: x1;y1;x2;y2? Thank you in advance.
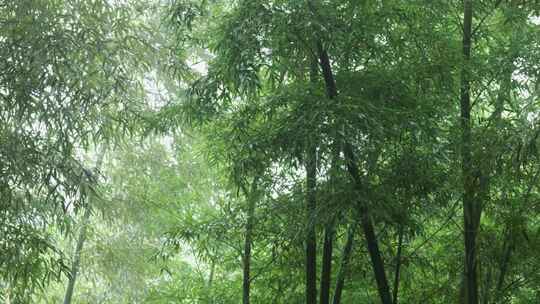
460;2;480;304
241;178;259;304
304;56;320;304
496;241;513;291
332;224;356;304
321;124;341;304
355;201;393;304
64;149;106;304
315;40;393;304
319;221;334;304
491;232;513;303
63;207;91;304
481;261;492;304
242;211;254;304
306;141;318;304
392;224;405;304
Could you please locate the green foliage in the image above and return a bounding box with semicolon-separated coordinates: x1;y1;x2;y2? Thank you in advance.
1;0;539;303
0;0;155;299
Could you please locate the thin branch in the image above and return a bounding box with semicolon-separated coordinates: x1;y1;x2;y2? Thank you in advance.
405;198;460;258
471;0;504;37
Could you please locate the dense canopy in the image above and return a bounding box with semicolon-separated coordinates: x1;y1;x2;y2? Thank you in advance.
0;0;539;303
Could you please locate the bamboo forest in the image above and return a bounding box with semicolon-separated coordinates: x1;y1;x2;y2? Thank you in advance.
1;0;540;303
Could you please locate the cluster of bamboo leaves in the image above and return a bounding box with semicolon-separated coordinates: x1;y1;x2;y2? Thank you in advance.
1;0;540;303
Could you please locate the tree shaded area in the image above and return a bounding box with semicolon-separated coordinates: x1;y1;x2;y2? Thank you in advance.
1;0;539;303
